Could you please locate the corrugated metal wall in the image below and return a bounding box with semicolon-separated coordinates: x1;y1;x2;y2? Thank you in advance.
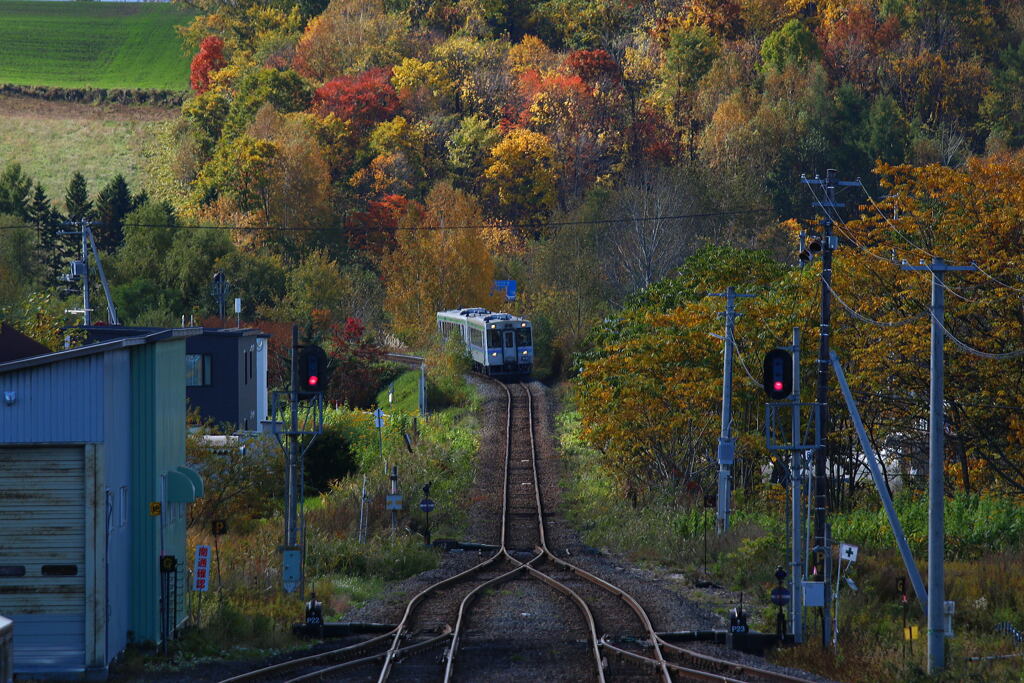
0;356;104;444
0;447;87;673
101;352;132;664
129;339;188;644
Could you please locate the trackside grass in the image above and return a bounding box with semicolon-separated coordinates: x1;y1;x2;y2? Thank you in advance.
0;1;195;90
555;404;1024;682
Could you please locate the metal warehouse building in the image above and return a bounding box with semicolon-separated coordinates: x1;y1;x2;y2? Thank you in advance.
0;329;202;679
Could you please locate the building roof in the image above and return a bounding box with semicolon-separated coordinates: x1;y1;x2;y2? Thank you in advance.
82;324;270;341
0;323;53;363
0;328;200;375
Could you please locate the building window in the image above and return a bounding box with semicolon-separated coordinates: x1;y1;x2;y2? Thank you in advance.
186;354;212;387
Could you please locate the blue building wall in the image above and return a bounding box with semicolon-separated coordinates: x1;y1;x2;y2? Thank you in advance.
0;354;104;444
101;352;132;663
0;335;195;675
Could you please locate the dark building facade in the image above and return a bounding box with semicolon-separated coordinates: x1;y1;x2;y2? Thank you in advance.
83;326;269;431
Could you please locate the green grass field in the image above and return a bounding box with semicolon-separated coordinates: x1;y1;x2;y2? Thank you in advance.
0;96;174;199
0;1;196;90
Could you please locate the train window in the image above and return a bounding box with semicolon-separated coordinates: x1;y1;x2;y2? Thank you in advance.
470;328;483;347
0;566;25;577
516;328;532;346
487;329;502;348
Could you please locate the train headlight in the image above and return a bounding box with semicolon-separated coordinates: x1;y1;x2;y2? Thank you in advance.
491;352;498;357
522;350;528;355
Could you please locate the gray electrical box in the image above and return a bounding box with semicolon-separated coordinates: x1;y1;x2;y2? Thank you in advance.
803;580;825;607
71;260;86;277
282;548;301;593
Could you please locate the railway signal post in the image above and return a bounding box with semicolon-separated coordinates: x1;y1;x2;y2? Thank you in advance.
708;287;754;533
801;169;859;648
273;326;324;596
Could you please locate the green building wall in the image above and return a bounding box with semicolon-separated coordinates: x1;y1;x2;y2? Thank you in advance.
128;339;188;644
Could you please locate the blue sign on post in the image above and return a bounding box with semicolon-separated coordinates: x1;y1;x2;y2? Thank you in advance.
493;280;517;301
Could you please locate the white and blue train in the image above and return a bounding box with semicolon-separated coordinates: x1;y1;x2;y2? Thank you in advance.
436;308;533;377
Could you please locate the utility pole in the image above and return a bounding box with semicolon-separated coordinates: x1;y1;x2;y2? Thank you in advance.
80;224;91;325
60;220;119;325
800;169;858;647
789;328;803;643
708;287;754;533
280;325;301;593
901;257;974;673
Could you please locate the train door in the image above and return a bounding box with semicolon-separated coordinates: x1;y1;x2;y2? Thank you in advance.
502;330;517;367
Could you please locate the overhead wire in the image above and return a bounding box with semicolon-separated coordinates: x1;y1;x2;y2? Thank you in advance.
729;334;762;388
806;178;1024;359
820;276;924;328
860;179;1024;295
0;208;772;234
806;181;980;304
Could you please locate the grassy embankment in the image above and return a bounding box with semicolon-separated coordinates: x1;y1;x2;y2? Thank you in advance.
0;97;174;197
0;1;194;196
0;1;195;90
118;370;481;671
556;400;1024;682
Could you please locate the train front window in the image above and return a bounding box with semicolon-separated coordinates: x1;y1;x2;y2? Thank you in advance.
516;328;531;346
487;329;502;348
503;331;514;348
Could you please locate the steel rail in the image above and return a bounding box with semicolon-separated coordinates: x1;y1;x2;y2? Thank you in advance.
285;626;453;682
600;636;747;682
441;381;605;682
218;632;394;682
514;380;672;683
377;379;525;682
443;383;605;681
657;638;816;683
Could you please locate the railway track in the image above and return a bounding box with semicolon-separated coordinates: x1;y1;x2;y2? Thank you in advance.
220;380;815;682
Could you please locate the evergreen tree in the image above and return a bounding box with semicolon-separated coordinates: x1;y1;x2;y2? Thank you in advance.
27;183;69;285
64;172;93;224
0;162;33;219
94;175;133;253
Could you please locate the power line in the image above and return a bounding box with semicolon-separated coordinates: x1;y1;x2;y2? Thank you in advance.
925;309;1024;360
858;182;939;259
729;336;762;388
821;276;924;328
860;181;1024;295
0;208;772;234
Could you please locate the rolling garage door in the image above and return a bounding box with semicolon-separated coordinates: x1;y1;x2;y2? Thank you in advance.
0;447;86;673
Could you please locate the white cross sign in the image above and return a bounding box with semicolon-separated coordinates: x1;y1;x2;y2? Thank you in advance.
839;543;859;563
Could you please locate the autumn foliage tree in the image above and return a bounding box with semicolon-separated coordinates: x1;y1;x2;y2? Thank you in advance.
312;68;400;131
379;182;504;346
190;36;228;94
483;128;559;223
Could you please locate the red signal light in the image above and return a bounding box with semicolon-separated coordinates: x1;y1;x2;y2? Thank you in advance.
308;375;318;387
773;381;783;392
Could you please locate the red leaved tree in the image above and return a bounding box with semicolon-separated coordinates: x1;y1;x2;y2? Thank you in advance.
345;193;407;254
322;316;386;408
190;36;227;94
564;49;620;87
311;68;399;132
